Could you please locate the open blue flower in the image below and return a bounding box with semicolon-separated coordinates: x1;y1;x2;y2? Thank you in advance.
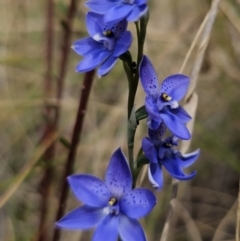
139;55;192;140
85;0;148;23
72;12;132;77
142;124;199;190
56;148;156;241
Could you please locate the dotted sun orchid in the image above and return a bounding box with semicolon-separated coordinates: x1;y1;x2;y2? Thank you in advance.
72;12;132;78
139;55;192;140
56;148;156;241
85;0;148;23
142;123;200;190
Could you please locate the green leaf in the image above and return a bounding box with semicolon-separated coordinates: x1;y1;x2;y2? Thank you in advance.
59;137;71;149
135;105;148;121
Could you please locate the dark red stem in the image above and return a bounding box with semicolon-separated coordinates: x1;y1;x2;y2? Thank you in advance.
38;0;79;240
54;0;79;124
52;70;95;241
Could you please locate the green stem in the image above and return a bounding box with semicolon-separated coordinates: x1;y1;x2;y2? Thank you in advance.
122;13;149;187
127;17;148;185
127;21;144;119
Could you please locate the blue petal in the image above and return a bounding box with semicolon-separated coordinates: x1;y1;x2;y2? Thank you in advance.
147;117;162;130
97;54;118;77
93;215;119;241
136;0;148;5
177;149;200;168
72;37;102;57
56;205;105;229
161;156;197;180
114;31;132;57
120;188;156;218
105;148;132;199
86;12;103;38
139;55;159;97
104;4;135;23
160;108;191;140
158;145;169;159
148;122;166;141
148;162;163;190
119;215;146;241
142;137;158;163
68;174;110;207
126;4;148;22
161;74;190;101
76;49;111;73
145;95;161;121
85;0;118;14
110;20;128;38
170;106;191;124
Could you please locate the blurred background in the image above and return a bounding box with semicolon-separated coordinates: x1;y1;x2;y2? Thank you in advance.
0;0;240;241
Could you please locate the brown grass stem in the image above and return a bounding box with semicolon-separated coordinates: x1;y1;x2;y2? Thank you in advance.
179;12;209;74
160;1;222;241
220;1;240;35
52;70;95;241
37;0;55;239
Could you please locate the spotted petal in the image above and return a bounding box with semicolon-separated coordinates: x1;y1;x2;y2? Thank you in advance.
148;162;163;190
145;95;161;121
56;205;105;229
92;215;119;241
142;137;158;163
110;19;128;38
68;174;111;207
119;215;147;241
105;148;132;199
139;55;159;97
148;122;166;141
120;188;156;219
161;74;190;101
160;108;191;140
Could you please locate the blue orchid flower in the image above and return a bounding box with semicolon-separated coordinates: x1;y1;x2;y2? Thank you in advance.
56;148;156;241
139;55;192;140
85;0;148;23
72;12;132;77
142;124;199;190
